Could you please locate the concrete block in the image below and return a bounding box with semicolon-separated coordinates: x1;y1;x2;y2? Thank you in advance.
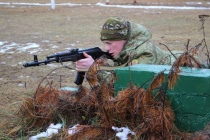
114;64;210;132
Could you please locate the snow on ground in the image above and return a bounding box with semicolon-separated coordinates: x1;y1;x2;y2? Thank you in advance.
186;2;202;5
0;2;88;8
18;43;40;53
0;41;40;54
96;2;210;10
0;41;74;55
112;126;135;140
0;2;210;10
29;123;63;140
68;124;79;135
0;41;37;53
29;123;135;140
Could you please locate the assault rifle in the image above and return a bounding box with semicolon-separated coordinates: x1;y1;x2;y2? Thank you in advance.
23;47;113;85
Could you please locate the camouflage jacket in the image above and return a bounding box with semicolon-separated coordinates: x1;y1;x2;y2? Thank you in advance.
97;22;183;83
113;22;182;66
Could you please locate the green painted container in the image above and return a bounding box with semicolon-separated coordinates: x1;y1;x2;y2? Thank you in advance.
114;64;210;132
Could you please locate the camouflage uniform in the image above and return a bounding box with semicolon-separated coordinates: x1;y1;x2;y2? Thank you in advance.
112;21;182;66
98;17;183;83
100;17;182;67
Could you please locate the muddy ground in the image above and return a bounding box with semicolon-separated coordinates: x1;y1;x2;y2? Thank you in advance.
0;0;210;139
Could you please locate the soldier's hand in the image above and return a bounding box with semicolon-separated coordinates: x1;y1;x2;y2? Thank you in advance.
76;52;94;71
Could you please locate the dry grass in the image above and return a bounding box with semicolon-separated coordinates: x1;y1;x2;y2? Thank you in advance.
0;0;210;139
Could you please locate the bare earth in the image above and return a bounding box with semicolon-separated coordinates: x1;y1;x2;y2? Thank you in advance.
0;0;210;138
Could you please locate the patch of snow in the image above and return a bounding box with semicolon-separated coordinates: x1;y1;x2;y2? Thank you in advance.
65;48;72;50
70;44;75;47
112;126;135;140
29;123;62;140
0;2;210;10
0;41;8;46
19;75;30;78
0;2;85;7
48;64;60;68
68;124;79;135
0;2;10;5
42;40;50;43
18;43;40;52
0;42;17;53
52;45;59;48
0;41;44;54
186;2;202;5
96;2;210;10
16;43;42;54
19;84;24;86
28;50;39;54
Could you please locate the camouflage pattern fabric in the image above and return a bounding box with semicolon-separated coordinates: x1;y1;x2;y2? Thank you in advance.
100;17;129;41
113;22;182;66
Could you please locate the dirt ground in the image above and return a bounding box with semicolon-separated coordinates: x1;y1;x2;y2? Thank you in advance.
0;0;210;139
